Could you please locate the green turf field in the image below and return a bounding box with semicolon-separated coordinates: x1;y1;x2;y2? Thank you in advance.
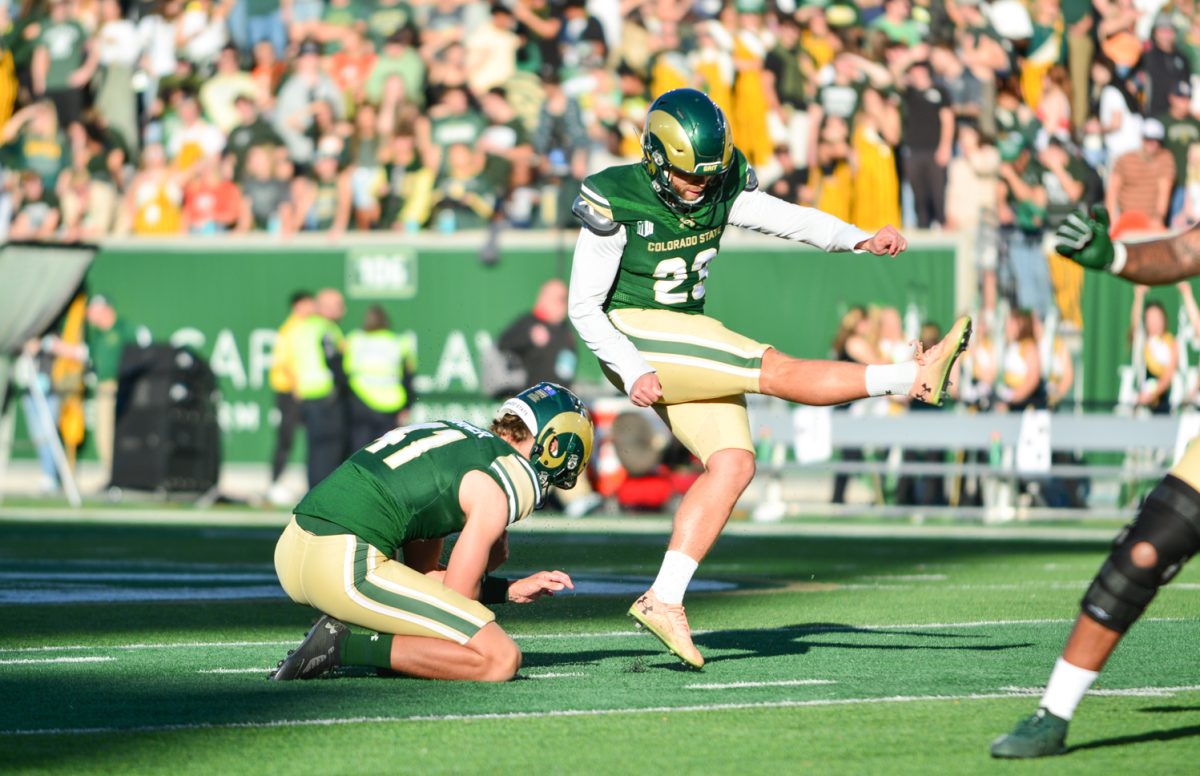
2;513;1199;775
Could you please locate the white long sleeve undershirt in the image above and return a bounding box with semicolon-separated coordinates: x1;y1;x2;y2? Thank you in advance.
567;188;875;396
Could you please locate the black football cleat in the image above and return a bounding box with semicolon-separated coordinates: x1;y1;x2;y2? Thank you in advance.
269;615;349;681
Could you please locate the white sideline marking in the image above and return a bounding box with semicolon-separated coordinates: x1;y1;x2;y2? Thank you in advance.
0;656;114;666
198;668;272;674
1000;685;1200;698
8;686;1200;736
524;672;586;680
1;618;1192;656
685;679;836;690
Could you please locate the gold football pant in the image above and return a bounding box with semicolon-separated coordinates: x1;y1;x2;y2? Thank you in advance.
274;516;494;644
606;308;769;464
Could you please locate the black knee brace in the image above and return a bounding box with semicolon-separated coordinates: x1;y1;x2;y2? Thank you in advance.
1081;476;1200;633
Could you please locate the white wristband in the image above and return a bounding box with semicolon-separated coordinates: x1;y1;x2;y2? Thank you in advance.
1109;241;1128;276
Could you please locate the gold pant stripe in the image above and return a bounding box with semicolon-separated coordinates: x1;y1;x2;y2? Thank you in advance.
274;519;493;644
365;546;489;628
642;352;764;380
610;309;768;359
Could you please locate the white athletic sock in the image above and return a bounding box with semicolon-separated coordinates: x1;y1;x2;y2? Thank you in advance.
864;361;918;397
1039;658;1099;720
650;550;699;604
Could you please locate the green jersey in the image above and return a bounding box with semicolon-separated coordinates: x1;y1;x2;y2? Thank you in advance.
294;420;541;557
576;150;752;315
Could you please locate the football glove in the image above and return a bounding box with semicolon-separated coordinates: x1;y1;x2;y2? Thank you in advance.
1054;204;1115;271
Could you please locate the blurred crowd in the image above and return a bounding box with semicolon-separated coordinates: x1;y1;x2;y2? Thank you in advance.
0;0;1196;246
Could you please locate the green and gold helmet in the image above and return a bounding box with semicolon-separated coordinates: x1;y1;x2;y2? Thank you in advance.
641;88;734;212
498;382;594;498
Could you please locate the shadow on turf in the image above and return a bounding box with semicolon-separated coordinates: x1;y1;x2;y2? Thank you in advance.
518;622;1033;670
694;623;1034;665
1068;724;1200;752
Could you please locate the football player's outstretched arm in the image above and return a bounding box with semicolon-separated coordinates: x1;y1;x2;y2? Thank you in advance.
1055;205;1200;285
727;187;905;256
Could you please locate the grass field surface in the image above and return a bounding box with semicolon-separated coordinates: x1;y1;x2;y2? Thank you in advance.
2;513;1198;774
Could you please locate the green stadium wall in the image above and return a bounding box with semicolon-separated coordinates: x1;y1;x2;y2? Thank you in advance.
13;234;958;464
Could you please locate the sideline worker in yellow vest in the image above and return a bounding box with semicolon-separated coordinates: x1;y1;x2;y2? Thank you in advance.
293;288;348;488
344;305;417;451
265;290;314;505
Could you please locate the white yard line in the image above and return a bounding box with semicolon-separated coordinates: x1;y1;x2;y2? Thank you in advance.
8;686;1200;737
1000;685;1200;698
0;656;114;666
197;668;272;674
685;679;836;690
523;672;587;680
2;618;1193;656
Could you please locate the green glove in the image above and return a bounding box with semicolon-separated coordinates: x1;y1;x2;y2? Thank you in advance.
1054;204;1114;270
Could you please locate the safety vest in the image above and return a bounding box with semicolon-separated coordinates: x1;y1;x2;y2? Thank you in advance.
344;329;413;412
268;313;305;394
293;316;344;400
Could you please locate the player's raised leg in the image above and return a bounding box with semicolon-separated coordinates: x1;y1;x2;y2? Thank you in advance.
991;440;1200;757
758;315;973;407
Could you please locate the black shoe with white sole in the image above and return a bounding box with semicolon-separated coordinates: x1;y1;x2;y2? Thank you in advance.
269;615;349;681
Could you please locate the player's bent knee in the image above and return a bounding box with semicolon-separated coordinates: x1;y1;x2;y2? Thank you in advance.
1081;475;1200;633
708;448;756;487
472;624;521;682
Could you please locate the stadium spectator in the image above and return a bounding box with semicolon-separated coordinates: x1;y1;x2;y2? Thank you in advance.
136;0;183;122
830;305;882;506
930;41;984;123
1092;56;1143;167
1132;285;1177;414
58;163;117;241
344;304;417;451
557;0;606;80
809;113;853;221
232;0;287;58
1181;143;1200;226
1039;135;1103;327
167;93;225;171
8;170;60;240
92;0;139;152
32;0;95;129
901;60;954;229
1035;66;1073;141
1107;118;1175;229
123;143;184;235
237;144;291;232
182;155;242;234
496;278;577;389
225;94;283;181
325;27;375;109
365;28;425;108
274;39;344;168
177;0;229;70
200;46;260;135
291;135;351;235
996;308;1046;412
850;87;902;232
1;101;68;190
1143;13;1190;119
363;0;412;48
997;133;1053;319
465;3;521;97
946;121;1001;313
249;37;287;101
1157;81;1200;225
478;86;536;219
314;0;367;51
533;72;588;227
1062;0;1094;131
